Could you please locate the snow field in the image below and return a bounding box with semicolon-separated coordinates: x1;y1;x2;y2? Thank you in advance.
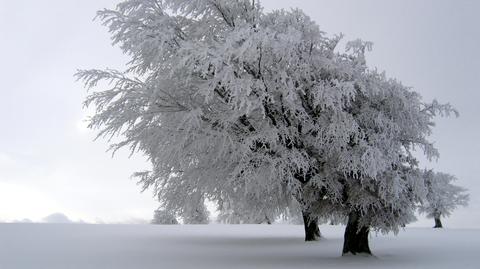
1;224;478;269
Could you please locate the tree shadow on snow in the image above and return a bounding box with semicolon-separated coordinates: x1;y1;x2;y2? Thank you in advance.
150;234;385;268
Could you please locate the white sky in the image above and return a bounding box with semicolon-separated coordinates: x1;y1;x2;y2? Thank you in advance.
0;0;479;227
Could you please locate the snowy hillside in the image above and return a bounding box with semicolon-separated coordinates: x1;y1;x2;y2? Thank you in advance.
1;224;478;269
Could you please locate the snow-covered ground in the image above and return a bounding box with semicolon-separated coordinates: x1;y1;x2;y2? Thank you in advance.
1;224;478;269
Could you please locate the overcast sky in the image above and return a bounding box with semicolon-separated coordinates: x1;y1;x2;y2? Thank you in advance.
0;0;479;227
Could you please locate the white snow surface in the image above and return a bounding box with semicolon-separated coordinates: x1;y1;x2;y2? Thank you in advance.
0;224;478;269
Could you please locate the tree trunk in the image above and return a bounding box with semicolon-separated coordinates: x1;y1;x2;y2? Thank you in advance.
433;211;443;228
302;211;321;241
342;211;371;255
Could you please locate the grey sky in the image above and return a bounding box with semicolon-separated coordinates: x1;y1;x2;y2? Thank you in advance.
0;0;478;227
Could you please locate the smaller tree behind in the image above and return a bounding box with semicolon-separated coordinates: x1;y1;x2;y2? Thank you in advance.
181;197;210;224
152;209;178;225
420;170;469;228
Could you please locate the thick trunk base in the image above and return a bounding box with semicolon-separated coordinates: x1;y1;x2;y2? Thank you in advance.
302;212;321;241
434;217;443;228
342;212;371;255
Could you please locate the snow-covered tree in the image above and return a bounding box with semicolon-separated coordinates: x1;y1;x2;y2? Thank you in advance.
77;0;457;255
327;50;459;254
152;209;178;225
420;170;469;228
77;0;348;240
181;194;210;224
216;194;277;224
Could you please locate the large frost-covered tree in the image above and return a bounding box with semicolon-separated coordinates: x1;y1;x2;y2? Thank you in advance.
332;74;456;254
420;170;469;228
77;0;457;255
77;0;350;241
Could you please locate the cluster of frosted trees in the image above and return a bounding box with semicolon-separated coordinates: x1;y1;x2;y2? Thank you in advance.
78;0;468;255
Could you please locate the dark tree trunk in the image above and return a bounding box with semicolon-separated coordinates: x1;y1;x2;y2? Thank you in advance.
433;210;443;228
342;211;371;255
434;217;443;228
302;211;321;241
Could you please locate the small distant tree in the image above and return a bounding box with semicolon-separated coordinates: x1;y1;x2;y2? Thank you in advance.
151;209;178;225
217;209;273;224
216;179;293;225
420;170;469;228
181;195;210;224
